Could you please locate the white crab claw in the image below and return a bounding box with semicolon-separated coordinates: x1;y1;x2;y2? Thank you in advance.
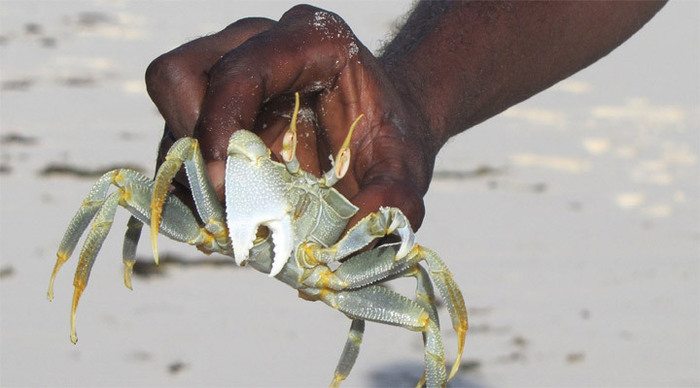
266;216;293;277
225;130;296;276
396;225;415;259
381;207;415;259
229;221;257;266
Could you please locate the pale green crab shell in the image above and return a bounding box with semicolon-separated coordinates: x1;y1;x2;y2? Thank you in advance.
224;130;358;277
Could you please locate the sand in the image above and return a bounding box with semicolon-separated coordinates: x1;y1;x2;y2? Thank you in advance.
1;1;698;386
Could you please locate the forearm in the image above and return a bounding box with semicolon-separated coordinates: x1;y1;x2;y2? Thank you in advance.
380;0;666;150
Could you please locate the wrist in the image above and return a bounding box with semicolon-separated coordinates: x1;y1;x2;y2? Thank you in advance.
380;56;448;158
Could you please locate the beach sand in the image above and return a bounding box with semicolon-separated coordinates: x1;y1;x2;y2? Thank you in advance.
1;1;698;386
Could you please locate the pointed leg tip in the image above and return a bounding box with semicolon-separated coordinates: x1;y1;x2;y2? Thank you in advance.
123;259;135;289
330;373;344;388
70;285;84;345
47;251;69;301
47;280;56;301
415;374;426;388
151;241;160;266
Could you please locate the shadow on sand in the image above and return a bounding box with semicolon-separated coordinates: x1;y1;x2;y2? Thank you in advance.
368;360;486;388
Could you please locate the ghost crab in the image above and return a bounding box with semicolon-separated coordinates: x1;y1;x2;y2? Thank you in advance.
48;93;467;387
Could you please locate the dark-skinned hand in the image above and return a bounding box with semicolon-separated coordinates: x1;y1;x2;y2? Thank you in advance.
147;2;666;233
147;5;432;231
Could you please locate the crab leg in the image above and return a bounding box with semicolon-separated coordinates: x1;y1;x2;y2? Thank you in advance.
121;215;142;290
48;171;118;301
330;319;365;388
297;207;415;267
406;265;439;387
327;264;438;387
114;170;203;244
49;168;209;343
408;265;439;325
420;247;468;381
320;285;446;388
113;169;223;284
69;191;120;343
303;243;466;383
337;243;468;381
150;137;227;264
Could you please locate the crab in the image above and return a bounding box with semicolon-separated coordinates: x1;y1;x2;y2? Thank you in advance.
47;93;468;387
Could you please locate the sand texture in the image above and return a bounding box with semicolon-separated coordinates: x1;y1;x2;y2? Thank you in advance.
1;1;698;387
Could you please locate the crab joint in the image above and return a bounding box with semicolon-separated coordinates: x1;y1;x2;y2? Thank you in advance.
302;266;347;290
296;241;321;268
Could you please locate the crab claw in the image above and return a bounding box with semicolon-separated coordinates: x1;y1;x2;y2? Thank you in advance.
225;130;295;277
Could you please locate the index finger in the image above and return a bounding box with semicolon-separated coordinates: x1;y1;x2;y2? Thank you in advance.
146;17;275;138
194;5;361;162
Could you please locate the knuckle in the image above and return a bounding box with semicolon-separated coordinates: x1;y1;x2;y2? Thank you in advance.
223;17;275;33
208;53;261;90
280;5;361;64
285;5;352;34
285;4;325;18
145;53;190;96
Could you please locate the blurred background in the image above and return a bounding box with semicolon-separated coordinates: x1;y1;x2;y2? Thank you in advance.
1;1;698;386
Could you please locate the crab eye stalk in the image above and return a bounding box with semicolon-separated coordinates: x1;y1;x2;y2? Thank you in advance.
324;114;363;187
281;92;301;174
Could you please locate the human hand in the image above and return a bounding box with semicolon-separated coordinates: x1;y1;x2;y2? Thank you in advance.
146;5;437;230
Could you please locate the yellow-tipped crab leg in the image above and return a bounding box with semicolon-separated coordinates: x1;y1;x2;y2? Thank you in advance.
121;215;143;290
330;319;365;388
70;191;120;344
48;171;116;301
150;137;228;264
421;248;468;381
297;206;416;268
112;169;212;285
334;243;468;382
50;168;206;343
406;264;439;387
409;265;439;325
320;285;446;387
302;242;466;386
